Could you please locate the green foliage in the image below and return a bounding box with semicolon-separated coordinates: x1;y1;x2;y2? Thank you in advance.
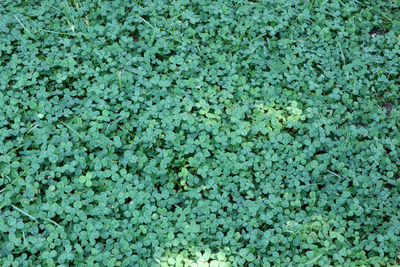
1;0;400;266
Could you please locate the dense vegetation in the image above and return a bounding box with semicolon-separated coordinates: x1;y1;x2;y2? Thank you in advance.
1;0;399;266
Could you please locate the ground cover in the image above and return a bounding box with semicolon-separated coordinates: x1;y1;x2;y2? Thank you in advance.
0;0;399;266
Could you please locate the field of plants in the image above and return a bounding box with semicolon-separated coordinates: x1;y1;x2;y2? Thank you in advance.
0;0;399;266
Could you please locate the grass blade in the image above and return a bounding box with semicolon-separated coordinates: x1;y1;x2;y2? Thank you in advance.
300;253;324;266
42;218;64;231
14;15;32;35
59;120;82;139
140;16;155;29
337;41;346;64
11;204;37;221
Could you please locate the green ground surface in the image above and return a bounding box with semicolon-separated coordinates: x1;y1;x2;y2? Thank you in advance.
0;0;400;266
